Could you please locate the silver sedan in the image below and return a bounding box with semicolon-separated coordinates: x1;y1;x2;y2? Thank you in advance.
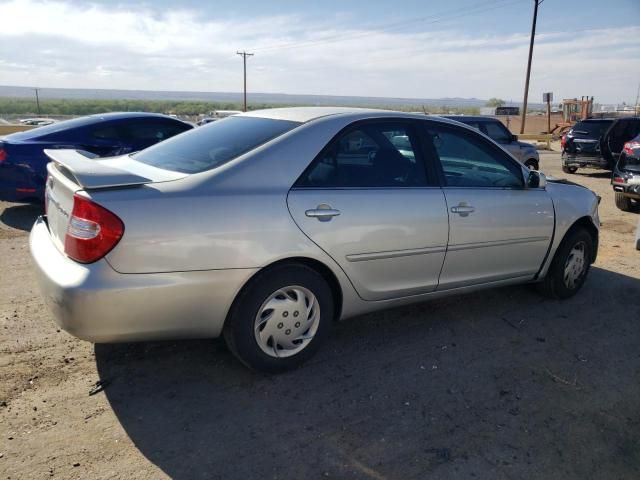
31;108;600;372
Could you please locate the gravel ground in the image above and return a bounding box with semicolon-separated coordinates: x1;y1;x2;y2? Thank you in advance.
1;151;639;480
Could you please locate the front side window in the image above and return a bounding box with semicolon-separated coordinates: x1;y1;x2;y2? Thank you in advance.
132;116;300;173
426;125;524;188
296;122;427;188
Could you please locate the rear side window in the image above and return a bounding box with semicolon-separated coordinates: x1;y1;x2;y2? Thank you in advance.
121;121;190;141
296;122;428;188
92;125;120;140
426;125;523;188
132;116;300;173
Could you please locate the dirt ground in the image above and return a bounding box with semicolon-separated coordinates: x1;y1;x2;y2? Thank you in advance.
1;150;639;480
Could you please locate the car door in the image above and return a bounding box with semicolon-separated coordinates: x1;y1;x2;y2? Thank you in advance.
422;121;554;290
287;120;449;301
605;119;640;162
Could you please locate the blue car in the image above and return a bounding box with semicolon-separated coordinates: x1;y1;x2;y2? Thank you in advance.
0;112;193;202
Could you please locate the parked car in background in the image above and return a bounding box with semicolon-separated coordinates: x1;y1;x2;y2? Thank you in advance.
560;118;615;173
19;118;58;126
0;112;193;202
197;117;217;126
31;108;599;372
601;117;640;168
443;115;539;169
611;133;640;212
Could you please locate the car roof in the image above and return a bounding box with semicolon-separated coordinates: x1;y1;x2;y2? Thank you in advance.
441;115;498;122
82;112;185;122
577;118;616;122
239;106;464;126
4;111;190;142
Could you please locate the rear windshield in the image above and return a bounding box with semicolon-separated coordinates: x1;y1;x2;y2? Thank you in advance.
132;116;300;173
571;120;613;138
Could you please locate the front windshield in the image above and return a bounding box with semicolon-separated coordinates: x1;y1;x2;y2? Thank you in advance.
132;116;300;173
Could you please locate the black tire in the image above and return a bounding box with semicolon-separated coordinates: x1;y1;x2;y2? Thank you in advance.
537;228;593;300
614;192;633;212
562;166;578;174
223;263;334;373
525;159;539;170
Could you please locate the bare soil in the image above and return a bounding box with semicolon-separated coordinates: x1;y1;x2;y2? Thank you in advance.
1;151;639;480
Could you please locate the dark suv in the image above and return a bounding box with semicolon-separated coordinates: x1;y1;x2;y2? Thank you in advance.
561;118;615;173
443;116;539;170
612;133;640;212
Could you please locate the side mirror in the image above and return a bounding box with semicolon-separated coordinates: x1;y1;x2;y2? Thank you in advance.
527;170;546;189
511;134;518;142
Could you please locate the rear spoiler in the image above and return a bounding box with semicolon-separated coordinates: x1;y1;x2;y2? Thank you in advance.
44;149;152;189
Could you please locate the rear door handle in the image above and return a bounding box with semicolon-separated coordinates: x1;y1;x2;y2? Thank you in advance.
305;204;341;222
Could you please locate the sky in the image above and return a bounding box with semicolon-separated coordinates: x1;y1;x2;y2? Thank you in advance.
0;0;639;104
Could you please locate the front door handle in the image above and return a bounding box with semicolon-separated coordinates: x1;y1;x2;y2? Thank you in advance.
305;204;341;222
450;203;475;217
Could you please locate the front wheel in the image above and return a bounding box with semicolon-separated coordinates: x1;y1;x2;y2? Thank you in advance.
562;165;578;174
223;264;334;373
538;228;593;299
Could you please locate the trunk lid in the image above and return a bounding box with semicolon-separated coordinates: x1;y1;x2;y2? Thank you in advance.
43;149;185;252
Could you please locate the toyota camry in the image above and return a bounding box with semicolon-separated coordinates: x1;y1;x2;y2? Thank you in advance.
30;107;600;372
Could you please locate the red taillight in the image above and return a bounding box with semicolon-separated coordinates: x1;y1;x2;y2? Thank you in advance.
613;176;625;184
64;194;124;264
623;141;640;156
0;149;6;162
560;134;567;149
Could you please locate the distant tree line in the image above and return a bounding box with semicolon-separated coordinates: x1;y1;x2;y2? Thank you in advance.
0;97;480;117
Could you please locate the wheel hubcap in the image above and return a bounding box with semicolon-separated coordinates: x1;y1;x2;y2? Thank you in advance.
254;286;320;358
563;241;586;289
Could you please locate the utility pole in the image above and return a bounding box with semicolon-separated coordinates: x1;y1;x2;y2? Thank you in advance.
236;51;254;112
519;0;541;134
34;87;41;116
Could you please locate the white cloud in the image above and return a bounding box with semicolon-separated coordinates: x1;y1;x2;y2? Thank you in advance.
0;0;638;103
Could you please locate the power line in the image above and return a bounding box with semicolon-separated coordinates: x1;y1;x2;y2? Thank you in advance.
237;51;254;112
251;0;527;53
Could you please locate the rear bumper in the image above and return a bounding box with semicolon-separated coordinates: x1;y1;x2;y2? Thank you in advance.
29;216;257;343
562;153;609;169
0;164;44;202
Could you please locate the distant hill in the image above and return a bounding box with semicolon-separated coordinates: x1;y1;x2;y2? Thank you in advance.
0;85;534;109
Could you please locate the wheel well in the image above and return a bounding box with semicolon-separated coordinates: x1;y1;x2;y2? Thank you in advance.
227;257;344;326
564;216;599;263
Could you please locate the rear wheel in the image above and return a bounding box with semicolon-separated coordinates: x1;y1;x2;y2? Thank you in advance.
538;228;593;300
223;264;333;373
562;166;578;174
614;192;633;212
